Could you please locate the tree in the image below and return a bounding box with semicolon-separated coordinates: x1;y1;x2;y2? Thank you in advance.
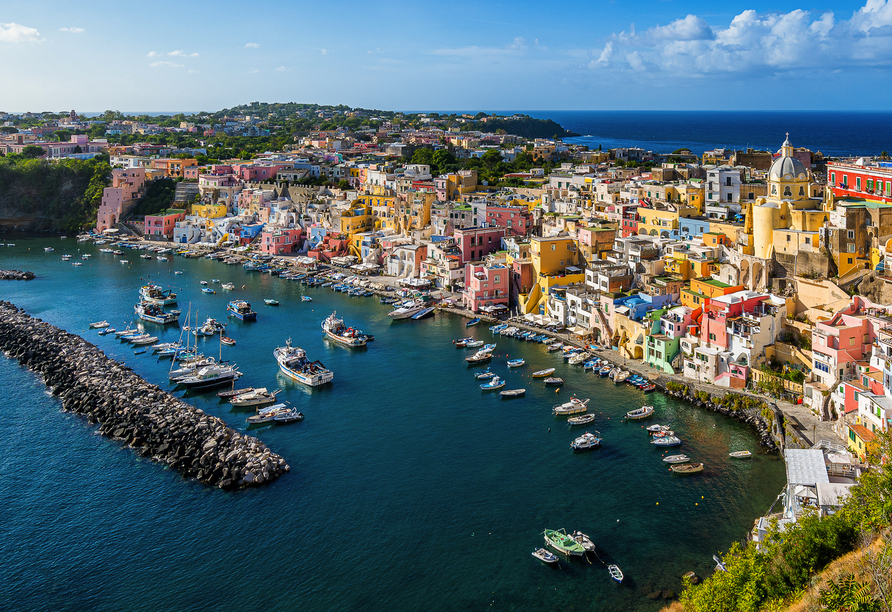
481;148;503;170
53;130;72;142
337;179;351;190
21;145;46;159
0;126;17;134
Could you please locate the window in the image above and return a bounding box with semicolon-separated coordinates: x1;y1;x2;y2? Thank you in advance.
709;333;716;341
848;244;855;253
831;172;836;185
848;230;855;239
857;177;862;190
805;237;811;245
551;244;556;251
786;234;791;242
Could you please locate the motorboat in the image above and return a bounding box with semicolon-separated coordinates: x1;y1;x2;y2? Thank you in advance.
729;450;753;459
97;327;116;336
221;283;234;290
264;299;279;306
202;288;215;294
613;370;630;384
246;404;288;427
480;344;497;353
301;296;312;302
532;368;555;378
626;405;655;420
465;351;492;365
221;336;236;346
500;389;525;398
453;337;473;348
546;342;563;352
507;359;525;368
663;454;690;464
651;436;682;447
130;335;159;346
388;300;425;319
670;462;704;474
568;414;596;426
480;376;506;391
411;307;435;320
553;397;589;415
465;340;484;349
322;311;368;347
568;352;590;366
531;548;558;564
571;531;596;553
134;301;179;325
543;528;585;557
227;300;257;321
89;320;109;329
200;280;208;285
641;383;657;392
175;365;242;390
273;409;304;425
274;339;334;387
217;387;254;399
230;388;279;408
598;365;613;377
474;369;495;380
544;377;564;386
466;318;481;327
608;565;624;583
646;424;671;433
570;431;601;450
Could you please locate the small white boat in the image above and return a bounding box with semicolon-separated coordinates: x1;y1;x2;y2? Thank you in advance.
200;280;208;286
174;271;184;275
646;424;671;433
568;414;595;426
89;321;110;329
301;296;312;302
44;247;54;252
663;454;690;464
532;548;558;564
608;564;623;583
507;359;525;368
500;389;525;398
480;376;506;391
571;530;596;553
570;431;601;450
553;397;589;415
651;436;682;447
264;299;279;306
531;368;555;378
626;405;654;420
729;450;753;459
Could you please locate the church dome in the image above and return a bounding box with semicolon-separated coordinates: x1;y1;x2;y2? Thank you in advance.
768;155;808;181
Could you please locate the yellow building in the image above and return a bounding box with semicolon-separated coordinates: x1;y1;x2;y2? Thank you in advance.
680;277;745;309
637;204;697;237
192;203;228;219
339;202;375;237
517;235;584;315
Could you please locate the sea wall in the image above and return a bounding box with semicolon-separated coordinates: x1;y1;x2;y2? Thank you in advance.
0;270;35;280
0;300;289;489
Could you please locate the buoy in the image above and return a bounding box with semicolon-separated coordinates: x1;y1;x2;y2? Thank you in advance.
656;502;659;505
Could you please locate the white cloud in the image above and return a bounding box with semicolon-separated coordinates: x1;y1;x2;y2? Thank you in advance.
590;0;892;76
147;51;159;57
59;27;84;34
245;42;259;48
0;22;43;43
321;48;328;55
367;47;383;54
187;69;199;74
168;50;198;57
433;37;531;57
274;66;286;71
150;61;184;68
248;68;260;73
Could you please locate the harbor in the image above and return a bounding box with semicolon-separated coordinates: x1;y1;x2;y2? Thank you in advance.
0;235;787;611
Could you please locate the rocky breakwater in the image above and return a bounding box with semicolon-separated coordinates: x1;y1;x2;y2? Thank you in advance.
0;300;289;489
0;270;35;280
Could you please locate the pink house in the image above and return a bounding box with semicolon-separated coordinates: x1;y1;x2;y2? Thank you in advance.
260;226;303;255
463;263;509;312
454;226;506;265
144;210;186;239
484;204;533;236
96;167;146;232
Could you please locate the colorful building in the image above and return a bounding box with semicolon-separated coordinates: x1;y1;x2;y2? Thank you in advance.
144;210;186;239
463;263;509;312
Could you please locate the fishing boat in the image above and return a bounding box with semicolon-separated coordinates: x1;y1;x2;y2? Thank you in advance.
546;342;563;352
570;431;602;450
134;302;179;325
500;389;525;398
273;409;304;425
301;296;312;302
568;414;596;426
221;336;236;346
613;370;630;384
453;337;473;348
544;377;564;386
264;299;279;306
531;548;558;564
532;368;555;378
474;369;495;380
608;565;624;583
246;404;288;427
465;340;484;349
322;312;368;347
507;359;525;368
568;351;591;366
230;388;279;408
729;450;753;459
670;462;704;474
466;318;481;327
274;339;334;387
663;454;690;464
543;528;585;557
465;351;492;365
227;300;257;321
651;436;682;447
217;387;254;399
175;365;242;390
221;282;234;290
202;287;215;294
626;405;655;420
89;320;109;329
553;397;589;415
646;424;671;433
480;376;506;391
571;531;597;553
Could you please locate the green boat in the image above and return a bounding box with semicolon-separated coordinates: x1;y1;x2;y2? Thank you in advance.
543;528;586;556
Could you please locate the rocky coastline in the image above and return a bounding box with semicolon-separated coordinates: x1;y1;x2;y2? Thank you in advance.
0;270;35;280
0;300;289;489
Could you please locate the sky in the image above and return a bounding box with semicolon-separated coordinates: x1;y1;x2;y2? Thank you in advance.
2;0;892;113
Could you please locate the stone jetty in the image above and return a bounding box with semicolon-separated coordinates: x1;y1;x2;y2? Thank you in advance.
0;300;289;489
0;270;35;280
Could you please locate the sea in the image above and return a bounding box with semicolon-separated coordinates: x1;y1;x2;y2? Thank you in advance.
0;237;785;611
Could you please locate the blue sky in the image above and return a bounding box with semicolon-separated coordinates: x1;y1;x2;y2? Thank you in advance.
2;0;891;112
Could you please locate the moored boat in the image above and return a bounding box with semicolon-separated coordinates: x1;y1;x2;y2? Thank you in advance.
663;454;690;464
500;389;525;398
89;320;109;329
532;548;558;564
227;300;257;321
466;318;481;327
465;351;492;365
729;450;753;459
202;287;215;294
570;431;602;450
670;462;704;474
230;388;279;408
544;377;564;386
134;301;179;325
264;299;279;306
480;376;506;391
274;339;333;387
608;564;624;583
507;358;525;368
322;311;368;347
651;435;682;447
532;368;555;378
568;414;596;426
553;397;589;415
139;284;178;306
543;528;585;556
474;369;495;380
626;405;655;420
221;336;236;346
571;530;596;553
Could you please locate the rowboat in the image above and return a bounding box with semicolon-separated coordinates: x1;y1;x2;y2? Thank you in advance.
670;462;704;474
507;359;525;368
500;389;525;398
217;387;254;399
202;288;215;294
466;318;481;327
474;369;495;380
546;342;563;352
532;368;555;378
532;548;558;564
543;528;585;556
568;414;596;426
729;450;753;459
626;405;654;420
221;336;236;346
544;377;564;386
89;321;109;329
651;436;682;447
608;564;624;583
662;454;690;464
264;299;279;306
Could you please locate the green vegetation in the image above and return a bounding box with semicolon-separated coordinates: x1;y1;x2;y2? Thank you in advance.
677;432;892;612
666;381;690;395
130;178;177;217
0;154;110;231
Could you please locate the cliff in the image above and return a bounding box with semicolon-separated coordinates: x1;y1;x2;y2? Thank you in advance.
0;155;110;232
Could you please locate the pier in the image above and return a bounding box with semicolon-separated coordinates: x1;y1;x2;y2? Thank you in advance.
0;300;289;489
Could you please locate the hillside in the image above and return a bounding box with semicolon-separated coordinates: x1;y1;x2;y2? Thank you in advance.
0;154;110;232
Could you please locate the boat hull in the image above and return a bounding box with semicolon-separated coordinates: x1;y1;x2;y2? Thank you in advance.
324;330;367;347
277;360;334;387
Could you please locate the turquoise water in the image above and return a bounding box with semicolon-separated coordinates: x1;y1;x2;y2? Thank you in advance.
0;237;786;611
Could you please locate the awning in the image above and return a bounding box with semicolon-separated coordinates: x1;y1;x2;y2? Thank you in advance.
569;325;590;335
